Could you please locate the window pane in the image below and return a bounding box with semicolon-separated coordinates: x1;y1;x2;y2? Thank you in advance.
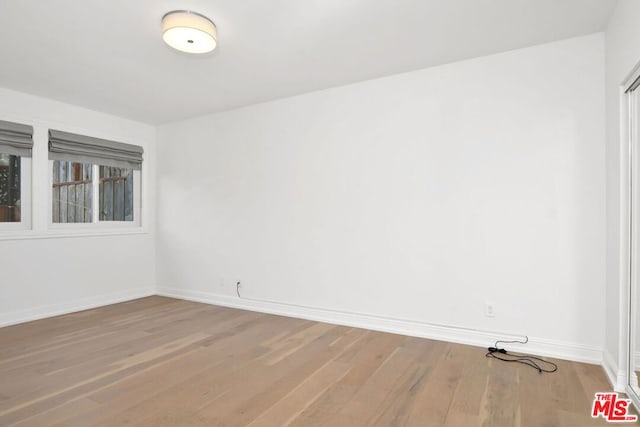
0;152;20;222
52;160;93;223
99;166;133;221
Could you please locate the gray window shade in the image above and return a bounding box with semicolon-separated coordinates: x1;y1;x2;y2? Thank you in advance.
627;74;640;93
48;129;143;170
0;119;34;157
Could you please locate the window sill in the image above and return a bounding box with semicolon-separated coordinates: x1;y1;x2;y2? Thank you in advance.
0;227;149;241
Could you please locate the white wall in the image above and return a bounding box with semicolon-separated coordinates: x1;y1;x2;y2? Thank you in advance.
157;34;606;362
0;88;156;326
603;0;640;389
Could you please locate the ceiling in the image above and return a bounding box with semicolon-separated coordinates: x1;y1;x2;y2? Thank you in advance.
0;0;617;124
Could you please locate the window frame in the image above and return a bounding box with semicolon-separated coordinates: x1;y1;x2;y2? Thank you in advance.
48;161;142;230
0;155;31;232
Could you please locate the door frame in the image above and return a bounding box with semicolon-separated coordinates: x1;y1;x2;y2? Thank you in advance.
621;61;640;407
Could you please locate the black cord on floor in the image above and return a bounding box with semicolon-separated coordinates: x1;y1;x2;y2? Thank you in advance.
486;336;558;373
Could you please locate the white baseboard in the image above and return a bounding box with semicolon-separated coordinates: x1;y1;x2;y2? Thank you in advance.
0;287;155;328
603;350;626;392
157;286;603;365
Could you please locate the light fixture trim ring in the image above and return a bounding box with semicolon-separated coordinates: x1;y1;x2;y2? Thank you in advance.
161;10;215;26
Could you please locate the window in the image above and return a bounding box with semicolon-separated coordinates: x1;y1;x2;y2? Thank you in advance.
99;166;134;221
0;153;21;222
52;160;93;223
49;129;143;226
0;120;32;228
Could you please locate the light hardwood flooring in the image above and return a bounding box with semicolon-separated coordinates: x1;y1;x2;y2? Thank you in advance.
0;296;636;426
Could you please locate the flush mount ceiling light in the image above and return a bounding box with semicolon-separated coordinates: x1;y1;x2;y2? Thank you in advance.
162;10;217;54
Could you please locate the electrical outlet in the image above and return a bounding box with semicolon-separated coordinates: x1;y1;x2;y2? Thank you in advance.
485;303;495;317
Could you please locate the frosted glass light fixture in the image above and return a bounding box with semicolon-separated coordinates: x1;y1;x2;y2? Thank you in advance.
162;10;217;54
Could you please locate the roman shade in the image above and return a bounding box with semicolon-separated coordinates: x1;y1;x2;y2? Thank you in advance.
48;129;143;170
628;74;640;93
0;120;33;157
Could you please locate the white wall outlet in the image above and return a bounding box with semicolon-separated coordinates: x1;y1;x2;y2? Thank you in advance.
485;303;495;317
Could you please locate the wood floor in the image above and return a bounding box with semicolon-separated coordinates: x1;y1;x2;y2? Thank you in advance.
0;296;636;426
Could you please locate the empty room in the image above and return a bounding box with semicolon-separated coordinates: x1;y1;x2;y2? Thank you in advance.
2;0;640;425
